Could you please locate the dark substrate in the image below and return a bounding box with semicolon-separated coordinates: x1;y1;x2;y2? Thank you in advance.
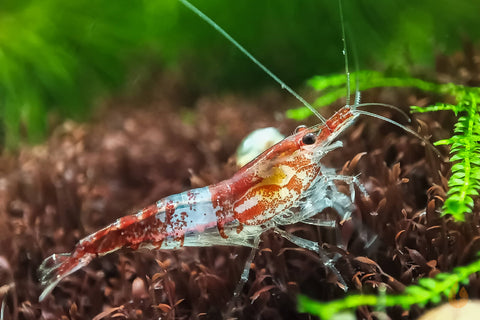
1;48;480;319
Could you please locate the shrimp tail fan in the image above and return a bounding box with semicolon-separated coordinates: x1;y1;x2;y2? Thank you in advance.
38;252;93;301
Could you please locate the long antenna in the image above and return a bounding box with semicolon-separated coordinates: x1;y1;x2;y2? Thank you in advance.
350;31;362;106
178;0;326;123
338;0;351;107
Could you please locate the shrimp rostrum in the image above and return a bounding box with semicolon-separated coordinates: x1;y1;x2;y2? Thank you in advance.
38;106;360;301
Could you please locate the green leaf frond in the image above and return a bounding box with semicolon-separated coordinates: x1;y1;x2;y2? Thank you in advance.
412;88;480;221
298;256;480;319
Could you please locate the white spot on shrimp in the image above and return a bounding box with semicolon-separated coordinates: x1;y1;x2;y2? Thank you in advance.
295;170;308;184
235;196;260;214
278;187;290;199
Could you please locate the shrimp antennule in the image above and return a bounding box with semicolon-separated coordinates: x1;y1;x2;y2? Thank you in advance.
351;108;443;158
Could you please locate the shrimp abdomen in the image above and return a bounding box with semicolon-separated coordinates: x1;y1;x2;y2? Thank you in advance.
38;187;227;300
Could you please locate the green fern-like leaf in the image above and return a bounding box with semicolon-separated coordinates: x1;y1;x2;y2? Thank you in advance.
298;256;480;319
414;89;480;220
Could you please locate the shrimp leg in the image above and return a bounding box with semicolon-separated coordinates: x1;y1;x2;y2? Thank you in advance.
301;218;337;228
232;236;261;299
274;228;348;291
224;236;261;318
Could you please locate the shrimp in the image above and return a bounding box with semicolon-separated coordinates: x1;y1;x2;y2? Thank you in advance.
39;0;436;303
38;104;360;301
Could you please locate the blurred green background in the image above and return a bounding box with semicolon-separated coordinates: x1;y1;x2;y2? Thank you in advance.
1;0;479;149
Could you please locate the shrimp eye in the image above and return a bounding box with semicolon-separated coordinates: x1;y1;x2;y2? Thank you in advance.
302;133;316;145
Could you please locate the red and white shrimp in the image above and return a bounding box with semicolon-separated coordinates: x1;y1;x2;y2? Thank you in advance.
39;0;435;302
38;104;360;301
